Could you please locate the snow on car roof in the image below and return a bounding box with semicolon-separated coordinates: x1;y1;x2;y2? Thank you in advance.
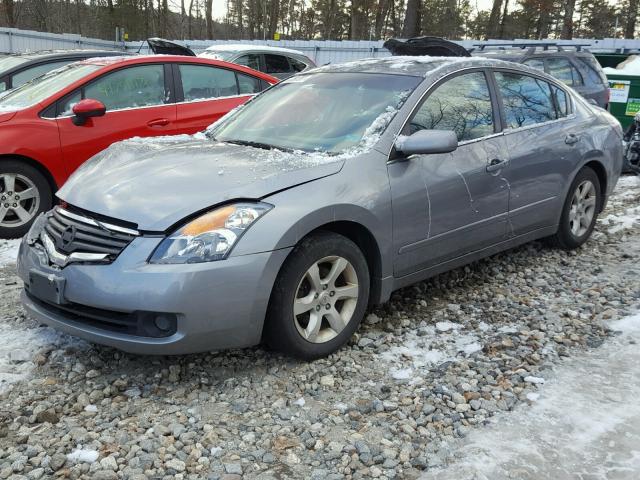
79;54;169;66
202;44;306;56
312;56;524;77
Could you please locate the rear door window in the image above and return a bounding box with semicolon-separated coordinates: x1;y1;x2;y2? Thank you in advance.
546;58;584;87
495;71;557;128
264;54;292;74
411;71;495;141
178;64;238;101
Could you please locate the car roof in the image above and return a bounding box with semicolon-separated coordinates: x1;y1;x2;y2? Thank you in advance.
310;55;530;76
75;54;279;82
202;44;308;57
4;50;126;61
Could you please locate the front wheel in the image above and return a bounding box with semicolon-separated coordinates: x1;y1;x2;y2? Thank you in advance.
264;231;370;360
549;167;601;250
0;161;52;239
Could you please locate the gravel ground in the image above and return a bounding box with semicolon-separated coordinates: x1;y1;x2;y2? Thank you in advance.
0;175;639;480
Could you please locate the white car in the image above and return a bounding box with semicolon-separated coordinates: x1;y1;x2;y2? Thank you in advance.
199;44;316;79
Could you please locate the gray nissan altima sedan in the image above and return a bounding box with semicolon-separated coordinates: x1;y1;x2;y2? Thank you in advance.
17;56;623;359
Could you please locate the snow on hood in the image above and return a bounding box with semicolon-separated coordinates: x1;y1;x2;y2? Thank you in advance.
58;134;347;231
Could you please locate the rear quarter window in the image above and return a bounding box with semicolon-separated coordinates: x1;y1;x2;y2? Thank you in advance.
577;56;608;85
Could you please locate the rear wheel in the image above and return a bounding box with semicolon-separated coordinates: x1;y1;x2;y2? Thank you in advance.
264;231;370;360
0;161;52;239
549;167;601;250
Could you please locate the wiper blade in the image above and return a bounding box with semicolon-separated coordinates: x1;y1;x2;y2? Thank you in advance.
224;139;293;152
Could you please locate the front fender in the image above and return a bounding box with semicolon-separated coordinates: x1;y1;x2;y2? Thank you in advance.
230;154;395;279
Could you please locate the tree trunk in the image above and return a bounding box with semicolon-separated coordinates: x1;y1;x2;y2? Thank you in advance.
269;0;279;38
205;0;213;39
237;0;244;37
374;0;388;38
401;0;420;38
485;0;502;39
560;0;576;39
498;0;509;38
188;0;194;38
625;0;639;38
3;0;15;27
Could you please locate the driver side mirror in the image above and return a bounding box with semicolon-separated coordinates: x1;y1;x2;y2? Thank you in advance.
395;130;458;157
72;98;106;126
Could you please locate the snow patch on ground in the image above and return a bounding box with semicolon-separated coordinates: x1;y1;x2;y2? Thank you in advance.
423;311;640;480
0;239;20;266
382;323;483;381
66;448;99;464
600;205;640;234
0;323;83;395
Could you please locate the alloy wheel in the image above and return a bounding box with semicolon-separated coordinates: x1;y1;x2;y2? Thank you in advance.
0;173;40;228
569;180;596;237
293;255;359;344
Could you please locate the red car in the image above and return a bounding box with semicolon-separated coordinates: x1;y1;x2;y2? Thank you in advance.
0;55;277;238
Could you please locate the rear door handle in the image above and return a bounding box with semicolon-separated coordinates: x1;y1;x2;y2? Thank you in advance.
486;158;508;173
565;133;580;145
147;118;170;127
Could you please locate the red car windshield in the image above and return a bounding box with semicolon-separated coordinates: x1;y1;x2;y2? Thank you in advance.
0;63;101;111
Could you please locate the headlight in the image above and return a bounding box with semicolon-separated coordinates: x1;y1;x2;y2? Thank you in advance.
150;202;272;264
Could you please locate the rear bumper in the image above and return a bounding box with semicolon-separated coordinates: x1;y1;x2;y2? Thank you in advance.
18;236;291;355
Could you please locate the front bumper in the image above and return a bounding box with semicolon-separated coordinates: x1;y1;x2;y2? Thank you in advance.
17;236;291;355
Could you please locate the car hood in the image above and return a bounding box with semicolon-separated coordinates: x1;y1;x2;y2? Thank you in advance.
58;135;345;231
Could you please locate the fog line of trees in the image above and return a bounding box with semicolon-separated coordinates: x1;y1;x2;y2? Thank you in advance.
0;0;635;43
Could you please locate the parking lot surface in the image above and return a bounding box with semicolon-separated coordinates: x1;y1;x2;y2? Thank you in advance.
0;175;639;480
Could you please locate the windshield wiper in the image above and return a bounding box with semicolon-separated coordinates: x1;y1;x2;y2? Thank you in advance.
224;139;293;152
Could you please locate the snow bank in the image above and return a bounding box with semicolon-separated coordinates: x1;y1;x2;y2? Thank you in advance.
604;55;640;76
0;239;20;266
422;311;640;480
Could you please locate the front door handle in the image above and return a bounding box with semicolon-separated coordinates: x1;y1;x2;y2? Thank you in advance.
486;158;508;173
147;118;170;127
565;133;580;145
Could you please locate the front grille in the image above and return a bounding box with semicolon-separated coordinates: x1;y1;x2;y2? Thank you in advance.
26;291;177;338
43;207;138;259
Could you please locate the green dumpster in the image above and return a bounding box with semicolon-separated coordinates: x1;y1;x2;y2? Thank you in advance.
607;74;640;130
595;53;640;130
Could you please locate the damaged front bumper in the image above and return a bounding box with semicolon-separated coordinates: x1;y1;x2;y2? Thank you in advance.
17;218;291;355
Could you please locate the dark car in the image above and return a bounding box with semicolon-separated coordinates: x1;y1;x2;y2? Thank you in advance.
0;50;127;93
470;43;610;109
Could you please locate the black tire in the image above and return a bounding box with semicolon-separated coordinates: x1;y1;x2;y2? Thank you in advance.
264;231;370;360
0;160;52;239
548;167;601;250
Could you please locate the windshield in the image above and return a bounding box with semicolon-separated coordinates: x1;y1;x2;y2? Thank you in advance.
209;72;421;154
0;55;30;73
201;50;236;61
0;63;100;111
